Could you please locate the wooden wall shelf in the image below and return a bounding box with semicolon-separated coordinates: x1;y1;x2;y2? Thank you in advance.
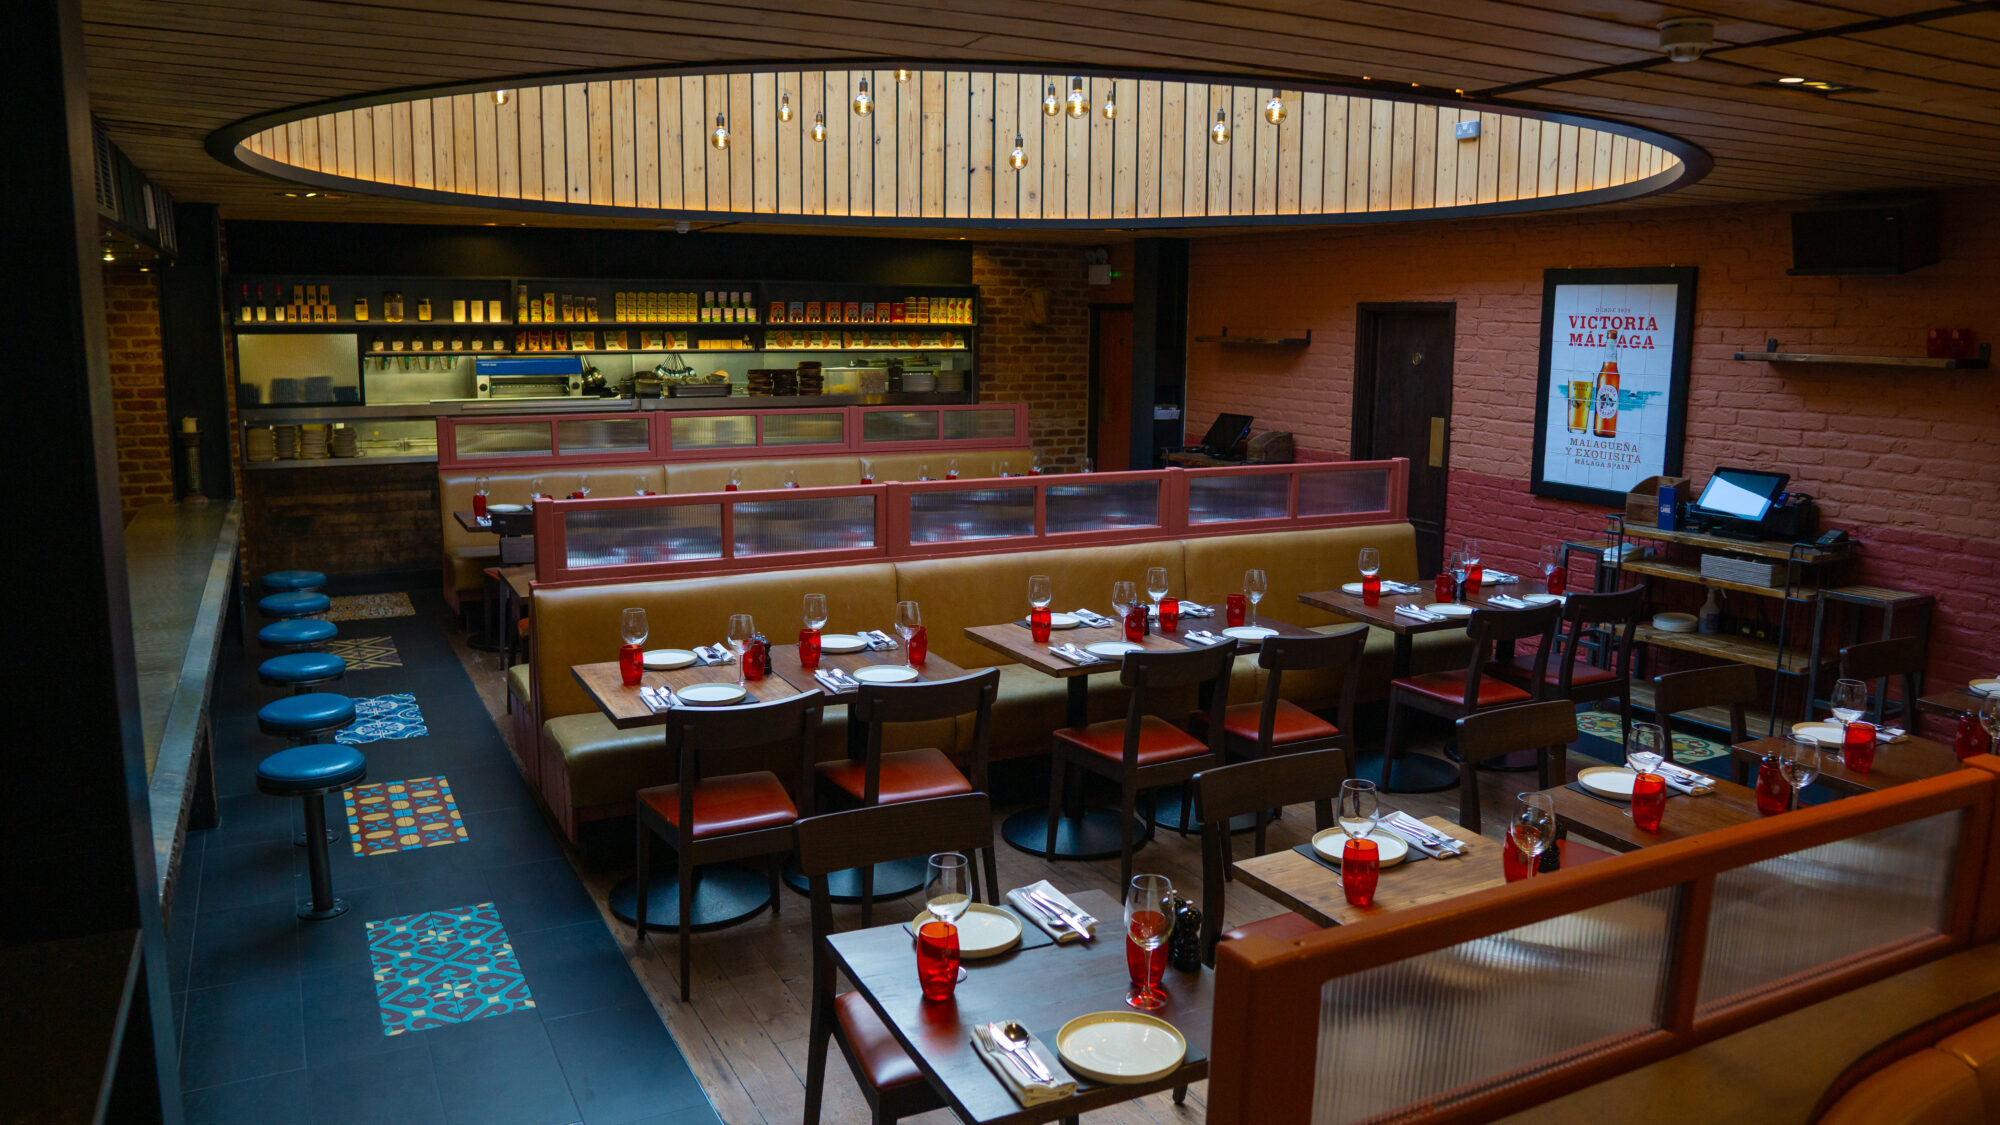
1195;329;1312;346
1735;338;1988;369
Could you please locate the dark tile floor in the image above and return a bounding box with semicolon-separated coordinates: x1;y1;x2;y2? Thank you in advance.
167;582;719;1125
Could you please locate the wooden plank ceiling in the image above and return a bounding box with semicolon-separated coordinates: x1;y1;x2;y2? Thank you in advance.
80;0;2000;235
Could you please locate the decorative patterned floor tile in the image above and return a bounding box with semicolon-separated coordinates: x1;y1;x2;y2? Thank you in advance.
344;776;467;857
324;634;402;671
367;902;534;1035
322;592;416;622
1578;707;1729;765
336;693;427;745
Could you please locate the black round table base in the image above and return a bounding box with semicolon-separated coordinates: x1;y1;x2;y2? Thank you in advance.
1442;745;1544;773
608;864;773;932
1001;806;1151;860
296;896;349;922
1349;750;1461;794
780;855;927;902
1144;784;1263;834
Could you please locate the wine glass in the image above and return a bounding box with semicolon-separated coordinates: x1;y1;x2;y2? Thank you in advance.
895;600;922;669
474;474;490;510
1624;722;1666;818
1512;792;1557;865
1028;574;1053;611
575;473;592;498
1124;874;1175;1010
926;852;972;983
803;592;828;631
917;463;930;482
1831;679;1868;727
1982;696;2000;746
1031;453;1044;475
1336;778;1380;885
621;607;649;647
1111;580;1137;622
1358;548;1380;580
784;469;799;489
727;613;756;686
1462;538;1481;571
1146;566;1170;608
1780;734;1822;810
634;474;651;496
728;468;742;490
997;459;1012;477
1244;568;1267;626
947;457;960;478
530;476;545;500
1539;544;1561;582
1448;551;1468;600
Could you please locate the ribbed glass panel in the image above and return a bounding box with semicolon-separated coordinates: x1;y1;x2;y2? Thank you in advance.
733;496;877;557
670;414;756;450
1697;810;1959;1012
941;408;1018;441
456;421;553;458
761;412;845;446
909;487;1035;544
563;505;722;568
556;417;650;455
1312;888;1676;1125
1045;481;1161;534
863;410;939;443
1299;468;1390;517
1189;474;1289;524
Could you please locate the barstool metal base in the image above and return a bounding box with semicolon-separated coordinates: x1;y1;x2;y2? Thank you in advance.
296;896;350;921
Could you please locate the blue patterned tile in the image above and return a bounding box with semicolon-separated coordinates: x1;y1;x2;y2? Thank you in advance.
366;902;534;1035
337;693;428;745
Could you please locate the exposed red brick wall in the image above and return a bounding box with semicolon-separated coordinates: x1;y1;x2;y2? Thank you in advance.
1188;189;2000;694
974;244;1090;470
105;265;172;519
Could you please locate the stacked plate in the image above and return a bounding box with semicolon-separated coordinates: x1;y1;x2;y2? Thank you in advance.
934;370;965;394
245;428;278;462
303;375;336;403
272;424;300;460
330;427;359;457
902;370;937;393
297;425;330;459
268;377;303;404
1652;612;1698;634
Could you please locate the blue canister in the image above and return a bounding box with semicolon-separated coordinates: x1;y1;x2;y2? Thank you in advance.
1658;485;1680;530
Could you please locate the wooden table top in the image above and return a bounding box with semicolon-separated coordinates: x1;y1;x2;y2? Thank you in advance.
1298;581;1555;635
1546;775;1764;853
571;660;809;729
1918;687;1990;720
1729;733;1961;796
454;508;534;535
767;642;968;699
826;888;1210;1125
501;565;534;600
963;609;1313;679
1231;815;1507;928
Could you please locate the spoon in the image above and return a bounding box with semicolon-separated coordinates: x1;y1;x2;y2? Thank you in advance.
997;1021;1052;1082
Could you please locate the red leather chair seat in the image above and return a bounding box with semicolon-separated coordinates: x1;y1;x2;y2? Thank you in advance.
834;991;925;1091
1054;716;1208;766
1487;652;1618;688
637;771;798;840
1558;839;1616;867
1394;671;1534;709
817;748;972;805
1196;700;1339;746
1222;912;1320;944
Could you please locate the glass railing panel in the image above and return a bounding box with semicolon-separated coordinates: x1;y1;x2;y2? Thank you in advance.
862;410;939;444
455;420;553;458
940;408;1019;442
732;495;878;556
556;417;650;455
761;412;846;446
562;505;723;568
908;486;1036;544
1298;467;1390;516
1188;473;1290;524
670;414;757;450
1045;480;1162;534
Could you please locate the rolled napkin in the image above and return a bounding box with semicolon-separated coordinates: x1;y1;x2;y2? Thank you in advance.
1186;629;1227;645
1149;601;1214;619
1395;605;1441;623
639;686;671;713
1005;880;1098;944
1047;644;1100;667
1070;608;1117;628
1486;594;1531;609
1382;581;1422;594
695;644;735;666
1655;763;1716;796
1483;571;1522;585
1877;727;1909;743
812;669;850;694
970;1023;1077;1106
864;630;899;651
1382;811;1465;857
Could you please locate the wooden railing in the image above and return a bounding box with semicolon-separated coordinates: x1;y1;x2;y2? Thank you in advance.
1208;759;2000;1125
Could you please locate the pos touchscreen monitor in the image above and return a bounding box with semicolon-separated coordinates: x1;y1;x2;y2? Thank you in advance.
1692;467;1789;523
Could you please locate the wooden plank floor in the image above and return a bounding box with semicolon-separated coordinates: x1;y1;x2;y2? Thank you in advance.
456;638;1589;1124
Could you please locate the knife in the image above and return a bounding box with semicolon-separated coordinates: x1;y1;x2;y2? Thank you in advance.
1023;890;1093;939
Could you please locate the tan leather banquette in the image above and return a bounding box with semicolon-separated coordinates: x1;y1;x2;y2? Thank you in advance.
439;448;1031;607
1820;1013;2000;1124
519;521;1468;839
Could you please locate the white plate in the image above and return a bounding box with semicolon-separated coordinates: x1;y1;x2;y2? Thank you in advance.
1971;679;2000;697
852;665;920;684
676;683;748;705
1085;641;1144;658
1340;581;1370;595
1792;721;1847;746
1310;826;1409;868
485;503;525;514
819;633;869;653
1524;593;1564;605
905;902;1022;958
1047;612;1081;630
1578;766;1638;800
641;649;698;670
1422;602;1474;618
1222;625;1278;640
1652;612;1699;633
1056;1011;1188;1085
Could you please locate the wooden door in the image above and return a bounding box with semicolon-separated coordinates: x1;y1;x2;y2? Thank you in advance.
1355;304;1454;576
1091;306;1134;472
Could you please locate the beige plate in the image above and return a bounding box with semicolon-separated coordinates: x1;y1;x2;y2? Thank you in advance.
1086;641;1143;658
1791;721;1847;746
642;649;698;670
485;503;525;514
1971;679;2000;697
1309;826;1409;868
1047;612;1082;629
819;634;869;653
1524;593;1564;605
1056;1011;1188;1085
853;665;919;684
1578;765;1638;800
676;683;747;706
1423;602;1475;618
904;902;1023;958
1222;625;1278;640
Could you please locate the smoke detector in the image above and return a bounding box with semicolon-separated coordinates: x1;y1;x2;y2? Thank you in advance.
1657;18;1715;63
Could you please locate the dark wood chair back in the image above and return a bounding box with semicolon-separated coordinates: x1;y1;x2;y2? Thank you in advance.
1458;601;1562;709
1192;749;1345;964
666;691;823;822
850;668;1001;801
1452;699;1579;833
1551;585;1647;693
1248;625;1368;749
1840;637;1926;726
1117;640;1237;759
1653;664;1757;749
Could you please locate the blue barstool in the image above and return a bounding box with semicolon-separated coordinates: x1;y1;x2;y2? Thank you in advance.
258;692;356;745
258;618;337;652
261;569;327;593
258;651;347;694
257;744;366;920
259;591;331;619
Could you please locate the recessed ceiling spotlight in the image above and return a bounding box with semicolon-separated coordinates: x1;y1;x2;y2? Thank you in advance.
1779;76;1806;84
1758;76;1868;94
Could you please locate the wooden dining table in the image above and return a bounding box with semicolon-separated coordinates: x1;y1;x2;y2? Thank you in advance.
1726;733;1962;796
1231;814;1507;927
1545;775;1764;853
826;888;1209;1125
1917;686;1990;722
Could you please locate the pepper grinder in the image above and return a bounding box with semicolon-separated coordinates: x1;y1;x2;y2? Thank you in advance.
1166;891;1203;972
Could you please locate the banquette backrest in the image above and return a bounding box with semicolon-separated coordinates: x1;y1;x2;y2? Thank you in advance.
1180;525;1422;630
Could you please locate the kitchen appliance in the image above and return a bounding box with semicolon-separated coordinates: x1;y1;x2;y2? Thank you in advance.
474;356;583;399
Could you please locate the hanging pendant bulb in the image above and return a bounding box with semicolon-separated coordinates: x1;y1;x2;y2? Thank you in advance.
1264;91;1285;124
895;68;911;83
778;92;792;123
1101;86;1117;120
710;112;729;150
811;111;826;142
491;89;510;108
1008;133;1026;170
853;77;873;116
1210;107;1230;144
1065;77;1088;118
1042;82;1060;117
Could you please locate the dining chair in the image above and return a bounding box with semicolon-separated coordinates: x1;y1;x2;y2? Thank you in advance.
797;794;989;1125
817;668;1001;925
1487;586;1646;745
1453;699;1578;833
1840;636;1927;730
1191;749;1343;964
1380;602;1562;791
1045;641;1236;893
634;691;822;1001
1653;664;1756;777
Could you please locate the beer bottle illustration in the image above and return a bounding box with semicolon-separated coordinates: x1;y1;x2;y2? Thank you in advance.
1592;328;1621;439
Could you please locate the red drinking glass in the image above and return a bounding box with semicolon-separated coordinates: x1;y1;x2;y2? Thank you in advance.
1843;722;1877;773
1125;923;1169;1008
1434;572;1452;603
1467;564;1484;592
1362;574;1381;606
472;492;488;519
618;643;644;687
916;920;960;1002
743;639;766;682
908;626;928;668
1956;713;1991;761
1225;594;1246;628
1502;826;1538;882
1755;756;1789;814
1547;566;1567;597
1630;772;1667;832
1030;607;1052;644
724;482;739;492
1341;839;1379;906
798;628;822;671
1123;605;1147;642
1159;597;1179;632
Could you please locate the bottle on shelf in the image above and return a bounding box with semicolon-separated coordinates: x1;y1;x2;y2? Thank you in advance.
417;297;433;322
273;284;287;322
1698;589;1722;635
239;284;252;322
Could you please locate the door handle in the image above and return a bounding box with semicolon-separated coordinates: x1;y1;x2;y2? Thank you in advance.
1428;416;1446;469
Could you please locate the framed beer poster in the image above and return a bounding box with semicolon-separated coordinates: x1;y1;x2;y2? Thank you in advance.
1530;266;1697;507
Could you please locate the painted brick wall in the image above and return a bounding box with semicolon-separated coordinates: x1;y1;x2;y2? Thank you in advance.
973;244;1091;470
105;265;172;519
1187;189;2000;693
